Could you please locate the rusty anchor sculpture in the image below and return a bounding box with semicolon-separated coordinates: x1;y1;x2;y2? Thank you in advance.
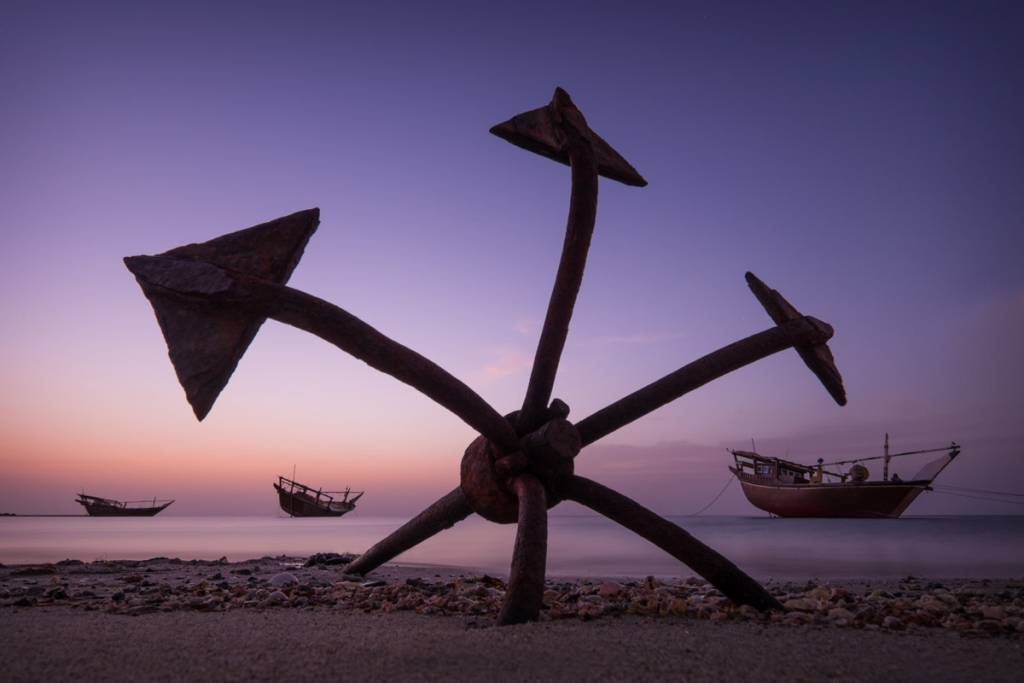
125;87;846;626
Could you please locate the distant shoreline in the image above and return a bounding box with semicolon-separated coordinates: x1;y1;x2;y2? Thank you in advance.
0;513;88;517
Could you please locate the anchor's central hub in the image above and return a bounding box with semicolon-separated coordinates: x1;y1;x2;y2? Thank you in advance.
460;401;581;524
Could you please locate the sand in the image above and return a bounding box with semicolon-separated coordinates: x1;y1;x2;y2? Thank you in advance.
2;557;1022;683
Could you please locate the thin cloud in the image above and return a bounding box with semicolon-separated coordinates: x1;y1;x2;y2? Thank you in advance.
514;319;541;336
477;346;533;380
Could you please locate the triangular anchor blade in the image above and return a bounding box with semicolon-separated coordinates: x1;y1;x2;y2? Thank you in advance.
490;87;647;187
124;208;320;420
745;271;847;406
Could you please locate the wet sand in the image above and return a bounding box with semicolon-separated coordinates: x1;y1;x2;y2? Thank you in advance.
2;557;1022;682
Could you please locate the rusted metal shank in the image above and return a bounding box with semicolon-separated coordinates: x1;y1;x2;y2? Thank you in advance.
517;89;602;435
497;474;550;625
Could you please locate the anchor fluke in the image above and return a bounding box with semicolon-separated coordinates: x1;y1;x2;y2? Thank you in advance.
745;271;847;406
124;208;320;420
490;87;647;187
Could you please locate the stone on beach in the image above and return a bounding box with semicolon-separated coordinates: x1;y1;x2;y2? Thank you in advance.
269;572;298;587
1;557;1022;639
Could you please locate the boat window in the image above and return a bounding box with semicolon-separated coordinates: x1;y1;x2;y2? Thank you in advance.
756;465;773;475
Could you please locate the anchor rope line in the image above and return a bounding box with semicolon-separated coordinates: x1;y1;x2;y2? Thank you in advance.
929;485;1024;506
930;491;1024;506
931;485;1024;497
686;473;736;517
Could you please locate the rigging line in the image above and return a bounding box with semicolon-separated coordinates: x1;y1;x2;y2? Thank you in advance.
929;490;1024;506
825;450;952;467
686;473;735;517
932;485;1024;498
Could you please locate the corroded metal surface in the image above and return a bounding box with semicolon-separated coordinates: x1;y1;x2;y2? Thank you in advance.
126;87;845;626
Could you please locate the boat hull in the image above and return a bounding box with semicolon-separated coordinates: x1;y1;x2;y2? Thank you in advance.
733;474;929;518
274;484;354;518
76;499;173;517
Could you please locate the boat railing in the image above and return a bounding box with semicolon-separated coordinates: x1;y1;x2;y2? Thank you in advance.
278;477;336;505
731;439;960;485
278;477;365;505
77;494;173;508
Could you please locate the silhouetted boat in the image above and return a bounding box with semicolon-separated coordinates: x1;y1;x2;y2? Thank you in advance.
729;435;960;518
75;494;174;517
274;476;364;517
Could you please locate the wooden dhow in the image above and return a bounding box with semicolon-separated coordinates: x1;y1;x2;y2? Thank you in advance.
274;476;363;518
729;435;960;518
75;493;174;517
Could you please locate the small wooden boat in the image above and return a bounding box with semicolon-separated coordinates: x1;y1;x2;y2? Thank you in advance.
729;435;960;518
274;476;364;518
75;494;174;517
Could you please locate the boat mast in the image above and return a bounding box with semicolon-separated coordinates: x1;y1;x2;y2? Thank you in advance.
883;433;890;482
289;465;297;517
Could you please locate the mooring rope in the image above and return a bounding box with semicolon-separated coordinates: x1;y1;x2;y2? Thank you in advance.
930;485;1024;507
686;473;736;517
932;485;1024;497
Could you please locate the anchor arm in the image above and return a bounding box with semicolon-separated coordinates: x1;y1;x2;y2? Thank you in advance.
518;90;601;435
564;475;783;612
489;87;647;187
346;487;474;576
745;272;846;406
575;315;838;447
491;88;647;436
125;255;521;453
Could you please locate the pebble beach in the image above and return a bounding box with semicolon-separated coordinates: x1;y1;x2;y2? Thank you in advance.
2;555;1023;682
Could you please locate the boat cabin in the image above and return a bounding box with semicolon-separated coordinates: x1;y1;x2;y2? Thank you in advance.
729;450;815;485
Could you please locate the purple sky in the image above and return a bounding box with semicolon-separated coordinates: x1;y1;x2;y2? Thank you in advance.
2;1;1022;517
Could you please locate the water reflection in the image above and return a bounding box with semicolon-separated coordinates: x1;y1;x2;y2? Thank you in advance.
2;515;1021;580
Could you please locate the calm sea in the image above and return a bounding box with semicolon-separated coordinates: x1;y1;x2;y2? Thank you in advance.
1;515;1021;581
